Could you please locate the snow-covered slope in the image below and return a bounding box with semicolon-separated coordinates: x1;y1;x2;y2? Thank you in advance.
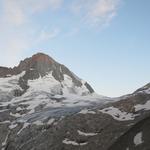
0;70;105;115
0;53;107;124
134;83;150;94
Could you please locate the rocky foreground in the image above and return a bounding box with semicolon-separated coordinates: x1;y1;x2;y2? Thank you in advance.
1;89;150;150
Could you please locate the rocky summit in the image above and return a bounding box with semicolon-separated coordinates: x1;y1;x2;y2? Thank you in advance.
0;53;150;150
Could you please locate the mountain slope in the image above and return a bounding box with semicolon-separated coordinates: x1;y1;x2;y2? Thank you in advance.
0;53;106;130
1;84;150;150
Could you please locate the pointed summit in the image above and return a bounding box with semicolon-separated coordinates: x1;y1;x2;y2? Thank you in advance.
32;52;54;61
16;52;55;74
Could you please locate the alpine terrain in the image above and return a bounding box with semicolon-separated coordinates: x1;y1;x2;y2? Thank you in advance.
0;53;150;150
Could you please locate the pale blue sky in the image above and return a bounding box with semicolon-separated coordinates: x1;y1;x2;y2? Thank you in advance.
0;0;150;97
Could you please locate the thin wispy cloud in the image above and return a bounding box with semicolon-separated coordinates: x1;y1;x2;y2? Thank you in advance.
2;0;26;26
37;28;61;42
71;0;121;27
31;0;63;12
1;0;63;26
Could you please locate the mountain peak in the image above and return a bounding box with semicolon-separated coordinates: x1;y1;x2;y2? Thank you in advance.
31;52;55;64
0;52;95;96
17;52;55;72
12;52;61;80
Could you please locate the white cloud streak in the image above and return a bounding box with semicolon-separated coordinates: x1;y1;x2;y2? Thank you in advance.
2;0;26;26
37;28;61;42
71;0;121;27
1;0;63;26
30;0;63;12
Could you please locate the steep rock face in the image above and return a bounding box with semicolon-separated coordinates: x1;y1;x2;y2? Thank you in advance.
0;67;15;77
108;116;150;150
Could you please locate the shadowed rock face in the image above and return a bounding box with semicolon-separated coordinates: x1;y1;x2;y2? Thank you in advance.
0;53;55;77
108;116;150;150
0;67;14;77
16;53;55;77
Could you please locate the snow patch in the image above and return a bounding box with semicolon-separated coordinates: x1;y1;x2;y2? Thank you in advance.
16;107;23;111
62;138;88;146
135;100;150;111
2;131;9;148
33;120;44;126
134;132;143;146
6;74;12;77
79;109;96;114
0;71;25;92
27;72;61;94
10;112;23;118
144;89;150;94
17;122;30;135
99;107;136;121
78;130;97;136
62;74;90;96
9;123;18;129
0;120;11;124
47;118;55;125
